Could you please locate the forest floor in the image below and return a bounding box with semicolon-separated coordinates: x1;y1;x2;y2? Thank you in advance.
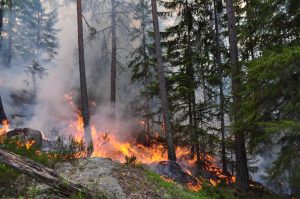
0;157;285;199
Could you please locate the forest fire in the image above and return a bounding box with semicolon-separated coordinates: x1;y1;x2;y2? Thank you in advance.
66;110;235;190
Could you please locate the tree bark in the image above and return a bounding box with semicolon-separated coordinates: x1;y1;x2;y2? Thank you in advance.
0;95;7;122
150;0;176;161
76;0;92;146
110;0;117;113
225;0;249;190
184;0;197;161
0;148;94;198
141;8;151;145
5;0;12;66
0;1;5;122
0;0;3;50
213;0;227;174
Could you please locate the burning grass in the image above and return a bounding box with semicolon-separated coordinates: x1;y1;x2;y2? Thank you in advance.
145;169;235;199
0;95;237;197
65;110;237;191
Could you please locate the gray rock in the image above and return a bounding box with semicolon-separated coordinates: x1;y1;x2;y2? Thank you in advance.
54;158;127;199
5;128;43;148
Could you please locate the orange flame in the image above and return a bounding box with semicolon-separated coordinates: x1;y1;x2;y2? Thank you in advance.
64;94;235;190
16;140;36;150
25;140;36;149
0;120;10;136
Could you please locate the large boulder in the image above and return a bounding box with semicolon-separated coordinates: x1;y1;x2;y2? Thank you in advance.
5;128;43;149
55;158;126;199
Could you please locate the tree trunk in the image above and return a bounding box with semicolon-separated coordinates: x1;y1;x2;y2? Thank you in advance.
0;95;7;122
5;0;12;66
0;0;3;50
36;9;41;55
0;149;94;198
141;14;151;145
225;0;249;190
32;71;36;99
245;0;255;60
184;0;197;161
76;0;92;146
150;0;176;161
213;0;227;174
110;0;117;114
0;1;5;122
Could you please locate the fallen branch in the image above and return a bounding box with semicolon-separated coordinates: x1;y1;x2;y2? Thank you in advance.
0;148;94;198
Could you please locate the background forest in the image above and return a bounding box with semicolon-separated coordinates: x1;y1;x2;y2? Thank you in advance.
0;0;299;198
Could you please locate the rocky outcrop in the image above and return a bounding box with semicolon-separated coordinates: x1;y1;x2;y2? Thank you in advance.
55;158;127;199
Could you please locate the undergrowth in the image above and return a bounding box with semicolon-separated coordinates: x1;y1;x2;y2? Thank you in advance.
145;169;235;199
0;136;88;197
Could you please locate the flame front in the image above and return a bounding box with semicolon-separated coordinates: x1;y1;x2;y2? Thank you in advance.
68;114;234;189
64;95;235;191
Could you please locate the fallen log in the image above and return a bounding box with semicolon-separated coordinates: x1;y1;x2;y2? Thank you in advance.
0;148;94;198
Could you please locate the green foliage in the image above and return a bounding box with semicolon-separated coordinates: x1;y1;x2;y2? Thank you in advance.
0;163;19;184
1;137;52;166
0;0;59;63
0;136;93;197
240;46;300;193
241;47;300;143
26;186;42;198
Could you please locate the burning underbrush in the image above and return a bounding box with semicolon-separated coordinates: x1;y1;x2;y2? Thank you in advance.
0;116;236;193
0;95;238;194
60;110;236;192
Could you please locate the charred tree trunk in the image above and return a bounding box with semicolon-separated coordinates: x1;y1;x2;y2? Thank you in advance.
213;0;227;174
110;0;117;117
150;0;176;161
0;95;7;122
225;0;249;190
76;0;92;146
0;149;94;198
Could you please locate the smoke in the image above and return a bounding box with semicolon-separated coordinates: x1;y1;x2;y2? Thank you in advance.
0;0;141;139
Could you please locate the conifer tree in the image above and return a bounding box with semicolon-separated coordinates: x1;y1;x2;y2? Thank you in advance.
225;0;249;190
151;0;176;161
